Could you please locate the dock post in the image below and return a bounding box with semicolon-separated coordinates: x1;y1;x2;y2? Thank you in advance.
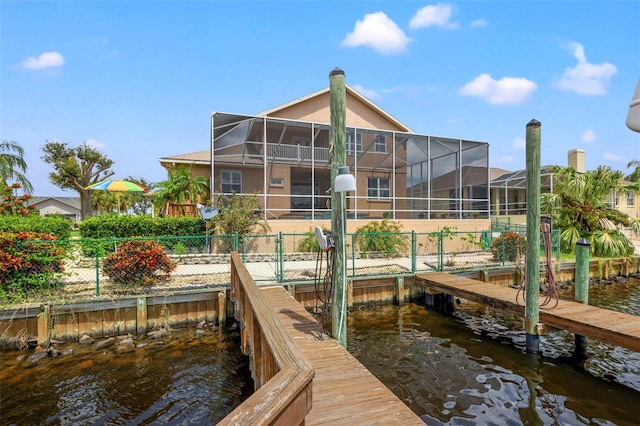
218;290;227;326
37;304;50;346
330;67;348;349
525;119;541;353
574;238;591;360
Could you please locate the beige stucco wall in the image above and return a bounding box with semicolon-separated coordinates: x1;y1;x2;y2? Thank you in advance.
264;218;490;235
266;91;407;132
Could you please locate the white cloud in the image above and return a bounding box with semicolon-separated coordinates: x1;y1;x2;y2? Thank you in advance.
351;84;380;100
21;51;65;69
513;137;526;150
410;3;459;29
603;152;624;162
581;129;596;143
470;19;487;28
459;73;537;105
342;12;411;55
554;42;617;95
85;138;106;150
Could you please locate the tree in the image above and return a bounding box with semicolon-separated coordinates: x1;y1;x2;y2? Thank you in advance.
41;141;114;219
541;165;637;257
0;140;33;194
627;160;640;184
208;192;269;249
154;164;209;213
124;176;155;215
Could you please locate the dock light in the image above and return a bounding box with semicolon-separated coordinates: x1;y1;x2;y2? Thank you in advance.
334;166;356;193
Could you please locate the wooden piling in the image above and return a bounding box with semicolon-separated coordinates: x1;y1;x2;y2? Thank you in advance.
525;119;541;353
330;67;348;349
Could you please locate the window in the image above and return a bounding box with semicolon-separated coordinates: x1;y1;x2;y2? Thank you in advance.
374;134;386;153
367;177;390;199
221;170;241;194
270;178;284;187
347;130;362;155
627;191;635;207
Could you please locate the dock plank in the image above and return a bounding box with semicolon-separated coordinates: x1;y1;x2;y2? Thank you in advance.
260;286;424;425
415;272;640;353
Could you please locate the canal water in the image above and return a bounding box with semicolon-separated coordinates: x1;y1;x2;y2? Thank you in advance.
1;278;638;425
0;326;252;425
348;277;640;425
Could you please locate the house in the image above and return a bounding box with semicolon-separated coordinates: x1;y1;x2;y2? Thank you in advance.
158;85;490;231
490;149;640;221
27;197;82;221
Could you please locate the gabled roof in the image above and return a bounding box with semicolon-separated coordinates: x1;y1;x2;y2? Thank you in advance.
27;196;81;210
158;150;210;165
257;84;414;133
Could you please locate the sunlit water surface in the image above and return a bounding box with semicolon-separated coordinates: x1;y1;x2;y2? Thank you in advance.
347;277;640;425
0;326;252;425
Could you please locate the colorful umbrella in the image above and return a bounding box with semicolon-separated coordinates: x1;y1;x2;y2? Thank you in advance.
85;179;148;214
86;179;148;192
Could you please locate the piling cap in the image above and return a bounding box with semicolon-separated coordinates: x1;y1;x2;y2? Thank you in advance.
577;238;591;246
527;119;541;127
329;67;345;77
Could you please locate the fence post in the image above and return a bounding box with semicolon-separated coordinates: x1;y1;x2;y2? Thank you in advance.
411;231;416;273
438;230;444;271
278;232;284;282
501;231;505;267
95;250;100;297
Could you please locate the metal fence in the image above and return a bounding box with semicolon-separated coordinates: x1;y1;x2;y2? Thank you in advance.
2;229;560;299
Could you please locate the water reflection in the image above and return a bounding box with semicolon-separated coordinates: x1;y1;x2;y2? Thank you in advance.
0;327;252;425
348;277;640;425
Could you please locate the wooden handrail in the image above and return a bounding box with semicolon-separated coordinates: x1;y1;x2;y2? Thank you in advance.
218;252;314;425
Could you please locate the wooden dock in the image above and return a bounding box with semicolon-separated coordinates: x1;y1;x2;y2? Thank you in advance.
261;285;424;425
415;272;640;353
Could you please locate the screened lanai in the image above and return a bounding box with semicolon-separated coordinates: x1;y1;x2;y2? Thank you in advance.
210;112;490;220
489;166;555;215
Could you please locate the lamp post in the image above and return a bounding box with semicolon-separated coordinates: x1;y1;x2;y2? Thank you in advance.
333;165;356;348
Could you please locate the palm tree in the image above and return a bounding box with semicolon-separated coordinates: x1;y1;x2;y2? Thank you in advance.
627;160;640;184
154;164;209;214
541;165;637;257
0;140;33;193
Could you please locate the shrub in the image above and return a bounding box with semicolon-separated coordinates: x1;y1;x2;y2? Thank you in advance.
79;215;205;239
0;232;66;299
0;184;36;216
102;239;176;287
354;220;409;258
490;232;526;261
0;214;72;240
208;192;270;251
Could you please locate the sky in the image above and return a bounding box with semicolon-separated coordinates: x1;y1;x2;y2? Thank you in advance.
1;1;639;197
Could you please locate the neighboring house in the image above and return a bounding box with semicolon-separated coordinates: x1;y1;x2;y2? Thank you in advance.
27;197;81;221
159;85;490;221
490;149;640;221
608;180;640;220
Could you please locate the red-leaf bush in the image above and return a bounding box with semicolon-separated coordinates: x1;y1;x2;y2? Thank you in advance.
0;184;36;216
490;232;526;262
102;239;176;287
0;231;66;298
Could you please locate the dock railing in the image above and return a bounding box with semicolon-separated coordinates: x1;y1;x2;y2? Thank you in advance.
219;252;314;425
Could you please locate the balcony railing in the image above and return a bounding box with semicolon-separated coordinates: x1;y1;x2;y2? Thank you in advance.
266;143;329;163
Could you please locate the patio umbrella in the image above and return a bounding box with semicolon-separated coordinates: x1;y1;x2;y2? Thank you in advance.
85;179;148;214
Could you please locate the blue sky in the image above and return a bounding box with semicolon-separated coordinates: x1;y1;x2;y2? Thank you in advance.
2;1;639;197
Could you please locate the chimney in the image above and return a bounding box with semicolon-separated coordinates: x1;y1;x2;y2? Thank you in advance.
568;149;585;172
